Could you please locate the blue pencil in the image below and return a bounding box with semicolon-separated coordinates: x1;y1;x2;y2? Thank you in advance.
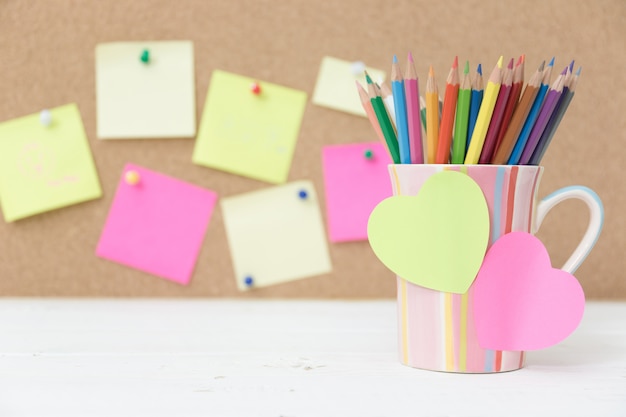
508;57;554;164
467;64;483;150
391;55;411;164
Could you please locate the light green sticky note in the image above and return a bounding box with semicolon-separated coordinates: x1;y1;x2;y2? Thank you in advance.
95;41;196;139
0;104;102;222
192;70;307;184
221;181;332;291
367;171;489;294
312;56;386;116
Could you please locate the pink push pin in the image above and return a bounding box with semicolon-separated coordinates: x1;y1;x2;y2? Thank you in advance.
250;82;261;95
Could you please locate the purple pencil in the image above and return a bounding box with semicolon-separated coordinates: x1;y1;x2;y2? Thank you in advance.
518;67;567;164
479;58;514;164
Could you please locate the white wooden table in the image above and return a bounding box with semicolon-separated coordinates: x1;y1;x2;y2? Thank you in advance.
0;300;624;417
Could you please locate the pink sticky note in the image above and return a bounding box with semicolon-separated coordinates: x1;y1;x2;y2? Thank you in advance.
322;142;392;242
96;164;218;284
472;232;585;351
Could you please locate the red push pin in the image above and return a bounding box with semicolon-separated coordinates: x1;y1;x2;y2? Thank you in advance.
250;82;261;95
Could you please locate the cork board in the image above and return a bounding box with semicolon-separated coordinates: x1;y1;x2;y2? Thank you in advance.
0;0;624;298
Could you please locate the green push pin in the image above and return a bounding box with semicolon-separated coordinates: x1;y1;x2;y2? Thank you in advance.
140;49;150;64
364;149;374;159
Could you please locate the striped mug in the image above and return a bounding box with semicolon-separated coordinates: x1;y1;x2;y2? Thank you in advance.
389;164;603;373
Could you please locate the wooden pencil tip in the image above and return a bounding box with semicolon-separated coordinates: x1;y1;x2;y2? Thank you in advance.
452;56;458;69
560;66;568;75
464;60;469;74
407;51;414;63
576;66;582;76
548;56;555;67
429;65;434;77
393;55;398;64
518;54;525;65
477;63;482;75
497;55;504;68
538;60;546;71
569;60;575;72
507;58;514;69
364;71;373;84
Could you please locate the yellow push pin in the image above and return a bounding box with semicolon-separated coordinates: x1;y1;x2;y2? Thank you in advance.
125;170;140;185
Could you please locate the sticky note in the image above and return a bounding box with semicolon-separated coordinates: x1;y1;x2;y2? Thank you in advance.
95;41;196;139
192;70;307;184
473;232;585;351
96;164;217;285
221;181;332;290
312;56;386;116
0;104;102;222
367;171;489;293
322;142;392;242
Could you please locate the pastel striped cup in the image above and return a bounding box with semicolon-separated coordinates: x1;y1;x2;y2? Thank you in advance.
389;164;603;373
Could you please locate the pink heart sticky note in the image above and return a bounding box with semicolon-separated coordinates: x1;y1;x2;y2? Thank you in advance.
473;232;585;351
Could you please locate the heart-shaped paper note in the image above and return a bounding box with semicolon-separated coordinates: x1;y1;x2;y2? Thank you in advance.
473;232;585;351
367;170;489;293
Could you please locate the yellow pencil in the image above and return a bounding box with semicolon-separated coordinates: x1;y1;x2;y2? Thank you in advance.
425;65;439;163
464;56;504;164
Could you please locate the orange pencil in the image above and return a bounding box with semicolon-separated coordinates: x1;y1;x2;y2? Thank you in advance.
435;56;460;164
425;65;439;163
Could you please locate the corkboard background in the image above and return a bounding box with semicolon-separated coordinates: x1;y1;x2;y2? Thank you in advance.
0;0;624;298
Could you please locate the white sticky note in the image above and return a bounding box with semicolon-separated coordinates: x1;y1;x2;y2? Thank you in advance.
312;56;386;116
221;181;332;291
95;41;196;139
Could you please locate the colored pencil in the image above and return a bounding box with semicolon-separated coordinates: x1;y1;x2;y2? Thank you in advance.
478;58;514;163
491;61;544;164
464;56;503;164
366;72;400;163
435;56;460;164
404;52;424;164
356;80;387;151
425;65;439;163
391;55;411;164
507;57;554;164
380;82;397;128
467;63;484;150
451;61;471;164
518;66;567;164
493;55;525;155
528;65;579;165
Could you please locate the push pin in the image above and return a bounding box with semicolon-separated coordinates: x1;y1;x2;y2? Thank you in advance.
250;82;261;95
364;149;374;159
244;275;254;287
125;170;140;186
298;189;308;200
40;109;52;127
140;49;150;64
351;61;366;76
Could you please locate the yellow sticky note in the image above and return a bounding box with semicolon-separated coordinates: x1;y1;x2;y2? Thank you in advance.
0;104;102;222
193;70;307;184
221;181;332;291
95;41;196;139
312;56;386;116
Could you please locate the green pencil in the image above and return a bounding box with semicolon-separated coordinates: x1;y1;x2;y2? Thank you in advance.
366;72;400;163
451;61;471;164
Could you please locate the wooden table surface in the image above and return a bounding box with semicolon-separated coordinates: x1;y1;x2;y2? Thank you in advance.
1;299;624;416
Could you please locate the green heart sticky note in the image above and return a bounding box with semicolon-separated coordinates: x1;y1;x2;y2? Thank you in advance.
367;171;489;293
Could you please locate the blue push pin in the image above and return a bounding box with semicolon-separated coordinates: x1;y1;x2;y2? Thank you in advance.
298;189;308;200
244;276;254;287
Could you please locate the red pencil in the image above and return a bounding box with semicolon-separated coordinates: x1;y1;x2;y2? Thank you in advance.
435;56;460;164
493;55;525;157
479;58;514;163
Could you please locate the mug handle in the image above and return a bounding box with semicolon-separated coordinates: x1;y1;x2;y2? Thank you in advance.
533;186;604;274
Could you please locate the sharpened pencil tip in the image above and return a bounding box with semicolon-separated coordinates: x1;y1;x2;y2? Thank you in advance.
569;60;575;72
507;58;514;69
548;57;555;67
408;51;414;63
517;54;525;66
452;56;458;69
364;71;373;84
560;66;568;75
576;66;582;76
497;55;503;68
429;65;434;77
538;60;546;71
477;63;482;75
393;55;398;64
464;60;469;74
